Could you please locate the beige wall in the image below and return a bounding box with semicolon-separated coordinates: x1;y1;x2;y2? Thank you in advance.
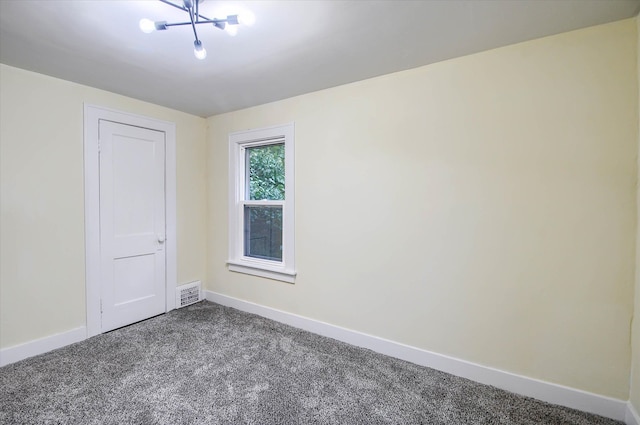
0;64;207;348
207;19;638;400
630;14;640;416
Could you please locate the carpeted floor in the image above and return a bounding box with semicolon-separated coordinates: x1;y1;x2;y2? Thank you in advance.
0;301;622;424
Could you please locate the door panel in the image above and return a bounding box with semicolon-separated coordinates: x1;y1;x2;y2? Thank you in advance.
112;136;157;236
113;255;157;305
99;120;166;332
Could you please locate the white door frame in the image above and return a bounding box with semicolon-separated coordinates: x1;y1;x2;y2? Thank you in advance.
83;104;177;338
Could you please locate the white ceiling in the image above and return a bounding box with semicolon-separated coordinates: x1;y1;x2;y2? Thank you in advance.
1;0;639;117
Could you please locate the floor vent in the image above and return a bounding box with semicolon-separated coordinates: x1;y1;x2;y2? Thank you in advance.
176;281;202;308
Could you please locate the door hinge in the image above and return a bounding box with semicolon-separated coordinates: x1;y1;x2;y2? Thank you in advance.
100;299;103;313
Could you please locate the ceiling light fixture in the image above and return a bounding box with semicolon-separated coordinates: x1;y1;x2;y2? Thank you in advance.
140;0;253;60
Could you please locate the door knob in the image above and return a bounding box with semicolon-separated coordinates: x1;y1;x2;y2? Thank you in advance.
157;234;166;243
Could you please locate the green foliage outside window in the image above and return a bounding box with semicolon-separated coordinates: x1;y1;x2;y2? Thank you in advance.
248;143;285;201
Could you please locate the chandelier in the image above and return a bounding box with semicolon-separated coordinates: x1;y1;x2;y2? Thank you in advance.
139;0;254;60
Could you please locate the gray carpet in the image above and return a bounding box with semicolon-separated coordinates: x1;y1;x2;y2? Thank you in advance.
0;301;622;425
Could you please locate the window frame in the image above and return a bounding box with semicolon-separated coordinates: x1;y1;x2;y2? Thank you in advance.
227;123;295;283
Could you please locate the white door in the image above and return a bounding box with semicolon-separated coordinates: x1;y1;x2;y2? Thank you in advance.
99;120;166;332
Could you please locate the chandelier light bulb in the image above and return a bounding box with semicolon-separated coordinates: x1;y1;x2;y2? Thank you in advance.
225;25;238;36
139;18;156;34
238;11;256;27
194;40;207;60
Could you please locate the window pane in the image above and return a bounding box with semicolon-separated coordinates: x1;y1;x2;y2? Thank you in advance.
244;205;283;261
246;143;285;201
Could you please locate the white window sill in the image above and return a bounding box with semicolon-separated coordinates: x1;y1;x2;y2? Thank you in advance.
227;261;296;284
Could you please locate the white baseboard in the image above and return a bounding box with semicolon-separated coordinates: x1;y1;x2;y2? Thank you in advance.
0;327;86;367
627;402;640;425
205;290;627;422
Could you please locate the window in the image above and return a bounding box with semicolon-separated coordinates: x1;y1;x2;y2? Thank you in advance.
228;123;295;283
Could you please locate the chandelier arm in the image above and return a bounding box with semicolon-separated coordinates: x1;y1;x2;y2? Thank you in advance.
163;18;231;28
158;0;188;13
164;22;196;27
187;6;201;43
195;12;215;22
162;19;231;31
